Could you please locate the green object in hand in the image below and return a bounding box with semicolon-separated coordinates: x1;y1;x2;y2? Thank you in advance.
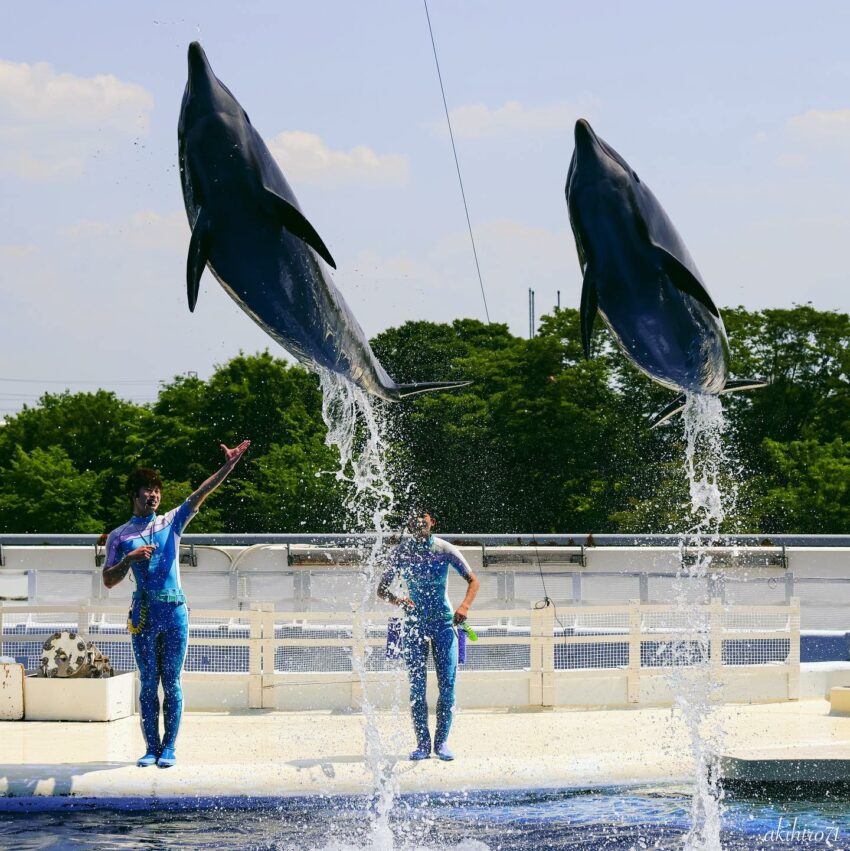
460;623;478;641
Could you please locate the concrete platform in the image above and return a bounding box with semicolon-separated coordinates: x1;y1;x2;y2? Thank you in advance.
1;699;848;802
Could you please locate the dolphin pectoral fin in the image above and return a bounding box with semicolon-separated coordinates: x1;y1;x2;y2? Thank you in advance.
649;395;687;429
580;269;598;359
721;378;770;393
187;210;212;312
655;248;720;318
262;188;337;269
394;380;472;400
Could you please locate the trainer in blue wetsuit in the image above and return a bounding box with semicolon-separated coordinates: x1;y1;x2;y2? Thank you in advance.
378;510;480;761
103;440;251;768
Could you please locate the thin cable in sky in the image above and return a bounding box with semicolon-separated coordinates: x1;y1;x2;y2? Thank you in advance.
423;0;491;324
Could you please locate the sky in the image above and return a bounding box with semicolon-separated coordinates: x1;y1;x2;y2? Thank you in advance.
2;1;850;417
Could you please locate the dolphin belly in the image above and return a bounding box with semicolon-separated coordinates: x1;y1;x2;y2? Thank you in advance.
597;272;728;395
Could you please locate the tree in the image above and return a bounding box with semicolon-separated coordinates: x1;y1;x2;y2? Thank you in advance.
0;445;103;533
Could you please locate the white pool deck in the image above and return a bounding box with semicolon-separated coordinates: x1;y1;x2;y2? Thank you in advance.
1;699;848;802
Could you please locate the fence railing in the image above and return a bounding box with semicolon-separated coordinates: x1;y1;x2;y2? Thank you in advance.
0;542;845;630
0;599;800;710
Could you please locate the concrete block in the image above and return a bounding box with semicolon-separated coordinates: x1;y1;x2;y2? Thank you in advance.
24;671;135;722
829;685;850;715
0;663;24;720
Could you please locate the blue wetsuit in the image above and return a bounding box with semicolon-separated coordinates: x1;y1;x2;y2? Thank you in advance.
381;535;472;749
104;501;197;754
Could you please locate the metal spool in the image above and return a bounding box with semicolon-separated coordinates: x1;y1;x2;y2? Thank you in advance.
38;630;114;678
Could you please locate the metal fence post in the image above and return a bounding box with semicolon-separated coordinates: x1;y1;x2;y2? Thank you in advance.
788;596;800;700
628;601;641;703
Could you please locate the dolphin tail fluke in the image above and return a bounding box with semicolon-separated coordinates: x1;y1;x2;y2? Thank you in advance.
262;186;337;269
187;209;212;312
649;378;769;428
721;378;770;394
394;380;473;400
649;395;687;429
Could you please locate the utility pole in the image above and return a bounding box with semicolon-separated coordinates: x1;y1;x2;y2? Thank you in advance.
528;288;536;339
557;290;561;310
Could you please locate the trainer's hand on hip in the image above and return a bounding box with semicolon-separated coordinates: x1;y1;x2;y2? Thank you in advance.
453;605;468;625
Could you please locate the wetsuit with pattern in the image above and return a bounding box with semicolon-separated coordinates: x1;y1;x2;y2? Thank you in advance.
104;500;197;754
381;535;472;749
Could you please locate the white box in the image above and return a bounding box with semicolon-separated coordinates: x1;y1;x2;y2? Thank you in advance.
24;671;135;722
0;663;24;720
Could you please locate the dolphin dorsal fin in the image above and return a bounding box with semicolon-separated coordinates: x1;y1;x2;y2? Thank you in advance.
187;209;212;312
261;187;337;269
580;266;599;358
654;247;720;318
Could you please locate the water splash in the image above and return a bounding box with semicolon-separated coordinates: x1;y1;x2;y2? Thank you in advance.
673;392;735;851
316;367;401;850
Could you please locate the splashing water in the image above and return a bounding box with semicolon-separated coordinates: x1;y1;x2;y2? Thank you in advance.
673;392;736;851
317;367;402;850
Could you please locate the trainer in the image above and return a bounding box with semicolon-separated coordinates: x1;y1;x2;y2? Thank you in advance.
378;508;479;761
102;440;250;768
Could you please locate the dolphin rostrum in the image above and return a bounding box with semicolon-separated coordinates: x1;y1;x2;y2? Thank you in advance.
178;42;468;401
565;119;765;426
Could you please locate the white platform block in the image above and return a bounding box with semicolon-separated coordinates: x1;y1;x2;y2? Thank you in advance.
24;671;135;722
0;663;24;720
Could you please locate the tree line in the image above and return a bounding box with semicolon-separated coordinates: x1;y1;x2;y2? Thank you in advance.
1;304;847;534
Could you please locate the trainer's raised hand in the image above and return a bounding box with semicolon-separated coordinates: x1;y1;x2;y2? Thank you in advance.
221;440;251;466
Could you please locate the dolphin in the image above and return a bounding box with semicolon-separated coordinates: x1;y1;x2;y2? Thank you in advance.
565;119;765;425
178;42;468;401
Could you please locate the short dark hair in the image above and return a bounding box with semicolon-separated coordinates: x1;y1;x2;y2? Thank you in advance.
407;507;435;523
126;467;163;501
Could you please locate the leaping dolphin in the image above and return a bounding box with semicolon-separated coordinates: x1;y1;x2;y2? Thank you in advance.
178;42;468;401
565;119;765;425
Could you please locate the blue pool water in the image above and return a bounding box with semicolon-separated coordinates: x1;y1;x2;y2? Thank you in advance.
1;786;848;850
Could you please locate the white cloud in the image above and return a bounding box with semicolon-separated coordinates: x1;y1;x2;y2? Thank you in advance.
0;59;153;181
267;131;409;187
442;97;599;140
786;108;850;143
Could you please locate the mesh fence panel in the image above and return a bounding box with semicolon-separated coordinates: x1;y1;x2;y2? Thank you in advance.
556;640;629;669
724;609;790;632
185;644;249;673
641;640;709;667
722;639;790;665
275;645;352;673
568;610;629;632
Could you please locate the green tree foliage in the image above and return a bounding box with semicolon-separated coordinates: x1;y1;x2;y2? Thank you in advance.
0;306;848;533
0;445;102;532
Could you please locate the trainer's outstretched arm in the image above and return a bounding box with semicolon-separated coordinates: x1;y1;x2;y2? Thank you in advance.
187;440;251;511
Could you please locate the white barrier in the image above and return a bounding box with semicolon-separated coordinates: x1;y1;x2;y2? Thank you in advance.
0;599;800;712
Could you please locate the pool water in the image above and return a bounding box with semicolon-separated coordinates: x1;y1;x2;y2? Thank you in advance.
1;786;848;850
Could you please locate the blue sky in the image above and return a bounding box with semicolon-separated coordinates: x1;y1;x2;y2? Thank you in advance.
2;1;850;415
